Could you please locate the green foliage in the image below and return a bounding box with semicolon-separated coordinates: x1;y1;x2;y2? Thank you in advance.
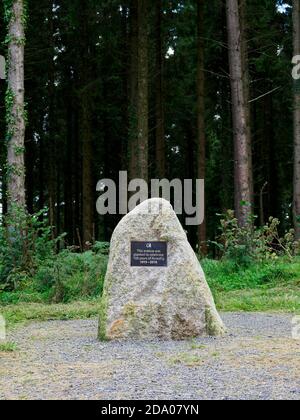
1;300;100;328
3;0;13;24
212;210;296;266
5;87;15;141
0;208;61;290
203;258;300;293
0;341;17;352
0;207;108;304
215;287;300;313
34;249;107;303
203;257;300;313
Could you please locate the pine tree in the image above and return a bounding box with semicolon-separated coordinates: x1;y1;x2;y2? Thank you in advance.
6;0;27;214
226;0;253;227
293;0;300;238
137;0;149;182
155;0;166;178
197;0;207;254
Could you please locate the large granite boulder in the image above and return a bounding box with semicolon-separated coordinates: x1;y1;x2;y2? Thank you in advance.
99;198;225;340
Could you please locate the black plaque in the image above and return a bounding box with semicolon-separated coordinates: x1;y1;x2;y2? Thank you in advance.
131;241;168;267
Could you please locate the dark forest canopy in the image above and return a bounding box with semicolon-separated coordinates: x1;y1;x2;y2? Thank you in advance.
0;0;296;253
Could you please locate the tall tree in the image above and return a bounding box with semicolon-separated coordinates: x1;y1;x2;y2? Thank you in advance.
226;0;253;227
239;0;253;206
79;1;94;247
6;0;26;214
293;0;300;239
155;0;166;178
197;0;207;254
137;0;149;182
129;0;138;181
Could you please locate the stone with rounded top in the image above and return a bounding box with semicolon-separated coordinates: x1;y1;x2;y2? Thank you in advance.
98;198;226;341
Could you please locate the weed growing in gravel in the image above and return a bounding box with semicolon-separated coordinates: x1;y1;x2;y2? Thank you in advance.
0;342;17;352
168;352;204;367
190;341;207;351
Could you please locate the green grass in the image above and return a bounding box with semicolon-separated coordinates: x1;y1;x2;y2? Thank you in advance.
0;299;100;329
0;342;17;352
0;257;299;328
204;257;300;313
215;286;300;312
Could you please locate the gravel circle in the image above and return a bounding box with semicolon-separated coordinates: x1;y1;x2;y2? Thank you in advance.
0;313;299;400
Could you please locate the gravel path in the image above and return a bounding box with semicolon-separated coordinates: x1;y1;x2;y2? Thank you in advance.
0;313;299;400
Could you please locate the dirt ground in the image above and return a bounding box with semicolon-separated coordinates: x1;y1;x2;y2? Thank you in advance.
0;313;299;400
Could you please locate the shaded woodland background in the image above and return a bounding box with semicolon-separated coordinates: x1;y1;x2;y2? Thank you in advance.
0;0;295;253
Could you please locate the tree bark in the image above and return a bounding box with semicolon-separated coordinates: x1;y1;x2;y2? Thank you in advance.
47;3;56;237
155;0;166;178
25;128;34;214
7;0;26;214
81;94;94;247
293;0;300;239
226;0;253;227
128;0;138;181
137;0;149;182
197;0;207;255
80;5;94;248
239;0;253;206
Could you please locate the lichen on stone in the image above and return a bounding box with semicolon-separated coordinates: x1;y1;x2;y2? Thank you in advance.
205;307;226;336
98;294;108;341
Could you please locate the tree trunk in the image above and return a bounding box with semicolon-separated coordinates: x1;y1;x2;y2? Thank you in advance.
226;0;252;227
47;4;56;238
293;0;300;239
80;6;94;248
38;133;44;212
81;94;94;247
25;128;34;214
155;0;166;178
121;5;129;172
239;0;253;206
6;0;26;214
137;0;149;182
64;92;76;245
129;0;138;181
196;0;207;255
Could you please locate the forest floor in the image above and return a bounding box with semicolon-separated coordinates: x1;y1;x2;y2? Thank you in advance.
0;313;299;400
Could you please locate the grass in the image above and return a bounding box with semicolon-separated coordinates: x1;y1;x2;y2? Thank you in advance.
0;257;299;329
0;342;17;352
215;286;300;312
168;353;204;367
0;299;100;329
203;257;300;313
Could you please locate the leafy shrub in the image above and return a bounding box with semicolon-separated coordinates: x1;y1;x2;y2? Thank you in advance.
0;209;62;290
34;249;108;303
0;209;109;303
212;210;297;266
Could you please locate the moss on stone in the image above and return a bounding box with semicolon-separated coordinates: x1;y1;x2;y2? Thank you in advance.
123;303;137;318
205;307;226;336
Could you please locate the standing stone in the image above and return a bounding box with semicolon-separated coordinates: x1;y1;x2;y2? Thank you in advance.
99;198;225;340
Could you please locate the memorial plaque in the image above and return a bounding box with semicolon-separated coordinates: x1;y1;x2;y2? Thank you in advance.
131;241;168;267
